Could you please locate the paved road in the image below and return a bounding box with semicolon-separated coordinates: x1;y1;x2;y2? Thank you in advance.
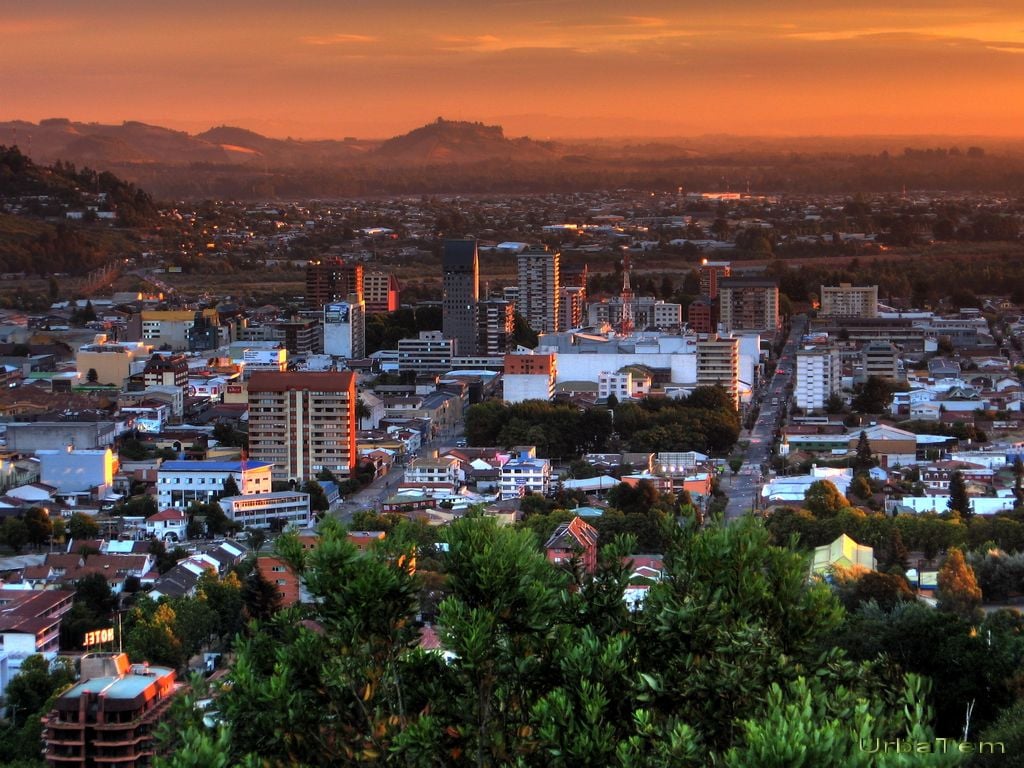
725;317;807;520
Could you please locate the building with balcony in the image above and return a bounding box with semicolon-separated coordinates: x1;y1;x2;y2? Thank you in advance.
820;283;878;319
220;491;312;530
248;371;358;483
43;653;182;768
718;278;779;333
795;347;842;411
156;460;273;510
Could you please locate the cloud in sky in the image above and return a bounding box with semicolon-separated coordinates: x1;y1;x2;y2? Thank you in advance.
1;1;1023;137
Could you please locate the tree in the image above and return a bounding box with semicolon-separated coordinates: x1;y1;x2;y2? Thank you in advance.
126;599;185;669
1014;456;1024;507
303;479;330;513
947;470;973;519
936;548;982;619
86;367;99;383
848;473;872;501
852;376;893;414
0;515;29;553
221;474;240;498
803;480;850;517
68;511;100;541
23;507;52;549
728;457;744;476
854;431;874;471
825;392;845;414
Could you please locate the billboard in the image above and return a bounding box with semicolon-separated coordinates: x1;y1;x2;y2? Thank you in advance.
135;417;163;433
325;303;350;324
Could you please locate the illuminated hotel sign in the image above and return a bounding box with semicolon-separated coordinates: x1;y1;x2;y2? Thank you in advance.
83;627;115;647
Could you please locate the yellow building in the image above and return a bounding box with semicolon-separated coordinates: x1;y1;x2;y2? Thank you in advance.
76;341;152;387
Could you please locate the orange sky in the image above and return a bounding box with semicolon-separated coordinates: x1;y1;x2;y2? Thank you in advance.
3;1;1024;139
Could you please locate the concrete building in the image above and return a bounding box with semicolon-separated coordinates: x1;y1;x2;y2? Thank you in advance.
136;309;219;351
586;297;683;332
861;340;903;381
220;491;312;529
699;260;731;300
503;353;556;403
477;299;515;356
397;332;455;375
500;449;552;499
5;421;117;452
323;298;366;359
687;297;714;334
363;271;399;313
38;449;115;495
248;371;358;483
142;353;189;394
820;283;879;319
156;460;273;510
718;278;779;333
43;653;182;768
795;347;842;411
696;335;740;409
442;239;480;356
306;258;363;310
272;317;322;355
517;246;560;334
76;341;150;388
559;286;586;332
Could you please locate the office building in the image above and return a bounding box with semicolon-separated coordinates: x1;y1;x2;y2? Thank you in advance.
133;309;220;351
323;297;366;359
363;271;400;313
699;260;731;300
861;340;903;381
306;258;363;310
795;347;842;411
687;298;714;334
397;332;455;375
43;653;182;768
517;246;560;334
696;335;740;409
718;278;779;333
248;371;358;483
821;283;879;319
442;239;480;356
157;460;273;510
272;317;322;355
220;491;312;529
76;341;151;388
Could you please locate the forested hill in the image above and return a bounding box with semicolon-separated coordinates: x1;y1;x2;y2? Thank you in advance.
0;145;155;276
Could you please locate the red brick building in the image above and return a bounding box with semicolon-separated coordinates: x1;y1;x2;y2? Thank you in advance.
544;516;599;574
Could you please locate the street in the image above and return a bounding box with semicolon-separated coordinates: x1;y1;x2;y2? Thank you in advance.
724;317;806;520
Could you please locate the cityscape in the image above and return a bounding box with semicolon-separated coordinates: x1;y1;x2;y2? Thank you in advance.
3;3;1024;767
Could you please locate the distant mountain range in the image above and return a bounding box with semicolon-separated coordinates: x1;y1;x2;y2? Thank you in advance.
0;117;568;169
4;117;1022;199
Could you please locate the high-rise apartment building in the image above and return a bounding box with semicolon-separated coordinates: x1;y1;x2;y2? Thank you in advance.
699;260;731;300
323;296;366;359
795;347;842;411
248;371;357;483
718;278;779;333
517;246;560;334
477;298;515;356
696;335;740;409
559;286;586;331
306;258;363;310
363;271;400;313
820;283;879;318
442;239;480;355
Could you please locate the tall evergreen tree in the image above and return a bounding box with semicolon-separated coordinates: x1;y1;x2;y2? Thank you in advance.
947;470;973;519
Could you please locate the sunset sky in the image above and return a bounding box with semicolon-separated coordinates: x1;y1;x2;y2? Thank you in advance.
4;1;1024;139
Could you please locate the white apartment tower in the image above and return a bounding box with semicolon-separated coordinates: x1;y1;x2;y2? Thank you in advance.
695;335;740;409
517;246;560;334
795;347;842;411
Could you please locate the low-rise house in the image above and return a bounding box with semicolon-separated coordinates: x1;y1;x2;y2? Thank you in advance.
144;508;188;541
544;516;599;574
